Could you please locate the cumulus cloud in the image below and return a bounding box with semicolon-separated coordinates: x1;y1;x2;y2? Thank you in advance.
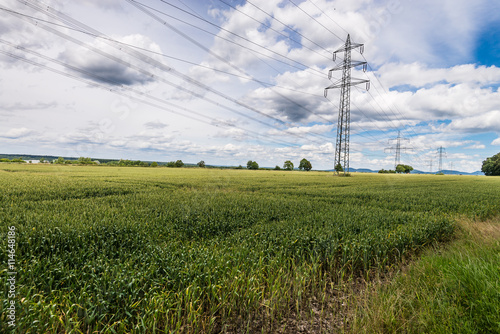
0;101;57;111
144;120;168;129
267;124;334;136
2;127;33;138
60;35;162;86
1;0;498;173
79;0;124;10
243;84;332;123
378;63;500;89
492;137;500;146
447;110;500;133
360;0;493;66
215;128;248;141
464;144;485;149
58;132;105;145
0;0;66;60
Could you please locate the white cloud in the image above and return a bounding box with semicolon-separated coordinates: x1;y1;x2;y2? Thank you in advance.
267;124;334;136
378;63;500;88
2;127;33;138
79;0;124;10
492;137;500;146
0;0;498;172
144;120;168;129
447;110;500;133
60;35;162;86
215;128;248;141
361;0;492;66
465;144;485;150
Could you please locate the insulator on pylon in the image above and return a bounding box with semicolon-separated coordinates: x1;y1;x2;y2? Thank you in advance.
360;45;364;54
324;89;328;98
333;53;336;61
328;70;332;80
363;63;367;72
366;82;370;91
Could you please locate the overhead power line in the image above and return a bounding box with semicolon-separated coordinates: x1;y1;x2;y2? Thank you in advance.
437;146;447;172
4;1;339;147
287;0;431;168
245;0;333;55
288;0;344;42
384;131;412;169
0;6;326;99
125;0;337;134
288;0;433;165
0;42;302;148
213;0;332;61
13;0;292;127
307;0;349;37
324;35;369;174
131;0;327;78
6;0;435;170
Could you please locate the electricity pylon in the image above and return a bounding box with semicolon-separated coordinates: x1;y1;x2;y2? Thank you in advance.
384;131;411;169
437;146;446;172
324;34;369;175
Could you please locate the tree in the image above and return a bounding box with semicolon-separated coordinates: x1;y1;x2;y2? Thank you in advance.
39;157;45;163
274;165;281;170
395;164;405;174
56;157;65;164
150;161;158;167
197;160;206;168
396;164;413;174
482;152;500;176
247;160;259;170
299;158;312;171
175;160;184;168
334;163;343;173
166;161;176;167
77;157;95;165
283;160;294;171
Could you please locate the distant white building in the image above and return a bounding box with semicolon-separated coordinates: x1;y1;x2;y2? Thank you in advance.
25;160;50;164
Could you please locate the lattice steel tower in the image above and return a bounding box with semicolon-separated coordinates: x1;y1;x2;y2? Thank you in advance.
385;131;411;169
437;146;446;172
324;34;369;175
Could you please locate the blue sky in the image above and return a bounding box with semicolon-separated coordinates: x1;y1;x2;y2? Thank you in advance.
476;25;500;66
0;0;499;172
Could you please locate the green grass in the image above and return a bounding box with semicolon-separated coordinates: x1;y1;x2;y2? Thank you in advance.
352;218;500;334
1;164;499;333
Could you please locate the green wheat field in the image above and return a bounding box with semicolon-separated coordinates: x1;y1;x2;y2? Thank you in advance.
1;164;499;333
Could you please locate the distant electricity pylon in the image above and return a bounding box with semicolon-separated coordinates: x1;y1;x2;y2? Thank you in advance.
437;146;446;172
324;34;370;175
428;159;433;173
385;131;411;169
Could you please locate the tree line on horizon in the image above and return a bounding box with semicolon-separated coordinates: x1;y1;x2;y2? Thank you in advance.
246;158;312;171
2;153;500;176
